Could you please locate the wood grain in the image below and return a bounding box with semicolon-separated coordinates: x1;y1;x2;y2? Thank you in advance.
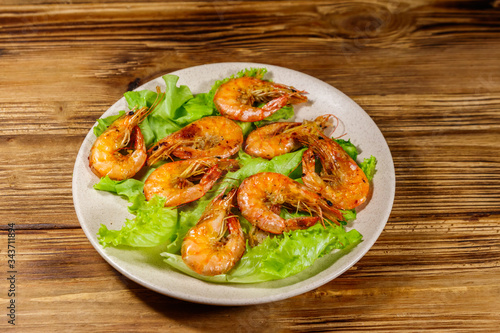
2;229;499;331
1;0;500;331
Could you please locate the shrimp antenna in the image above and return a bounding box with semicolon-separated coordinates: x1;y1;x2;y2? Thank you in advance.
295;200;302;215
317;209;326;229
131;86;165;125
147;140;183;166
330;114;348;139
150;86;166;112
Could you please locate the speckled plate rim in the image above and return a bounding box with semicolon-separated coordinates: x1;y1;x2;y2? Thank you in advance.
72;62;395;306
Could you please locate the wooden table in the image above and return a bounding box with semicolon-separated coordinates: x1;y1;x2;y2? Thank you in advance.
1;1;499;331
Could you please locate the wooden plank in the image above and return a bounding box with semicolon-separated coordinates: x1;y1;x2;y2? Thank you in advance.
2;228;499;331
1;0;500;331
0;2;498;97
0;135;81;227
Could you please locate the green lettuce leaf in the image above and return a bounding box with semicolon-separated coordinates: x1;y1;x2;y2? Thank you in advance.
161;223;362;283
94;68;294;148
164;198;212;254
229;224;362;282
97;196;178;248
359;155;377;181
254;105;294;127
138;115;181;147
334;139;358;160
93;176;145;213
125;75;193;120
124;75;216;147
340;209;357;222
93;111;125;137
176;93;214;125
124;89;157;111
235;121;256;137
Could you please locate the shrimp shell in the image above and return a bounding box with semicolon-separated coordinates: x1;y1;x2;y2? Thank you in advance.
182;189;245;276
143;157;239;207
213;76;307;122
294;124;370;210
89;89;164;180
147;116;243;166
237;172;343;234
244;115;336;159
244;122;302;159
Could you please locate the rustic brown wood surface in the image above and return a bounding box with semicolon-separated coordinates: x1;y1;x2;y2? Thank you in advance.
1;0;499;331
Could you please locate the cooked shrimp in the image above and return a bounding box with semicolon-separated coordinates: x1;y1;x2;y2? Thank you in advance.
213;76;307;122
244;115;335;159
89;89;164;180
244;122;302;159
182;189;245;276
147;116;243;166
237;172;343;234
143;157;239;207
294;123;369;210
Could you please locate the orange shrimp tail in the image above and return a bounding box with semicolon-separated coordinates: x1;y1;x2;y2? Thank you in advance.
285;216;321;231
301;148;324;193
171;149;195;160
287;90;308;104
127;126;144;149
261;94;293;113
200;165;223;189
226;216;240;234
269;204;281;215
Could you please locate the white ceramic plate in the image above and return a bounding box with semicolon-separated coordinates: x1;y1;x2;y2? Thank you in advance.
72;62;395;305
